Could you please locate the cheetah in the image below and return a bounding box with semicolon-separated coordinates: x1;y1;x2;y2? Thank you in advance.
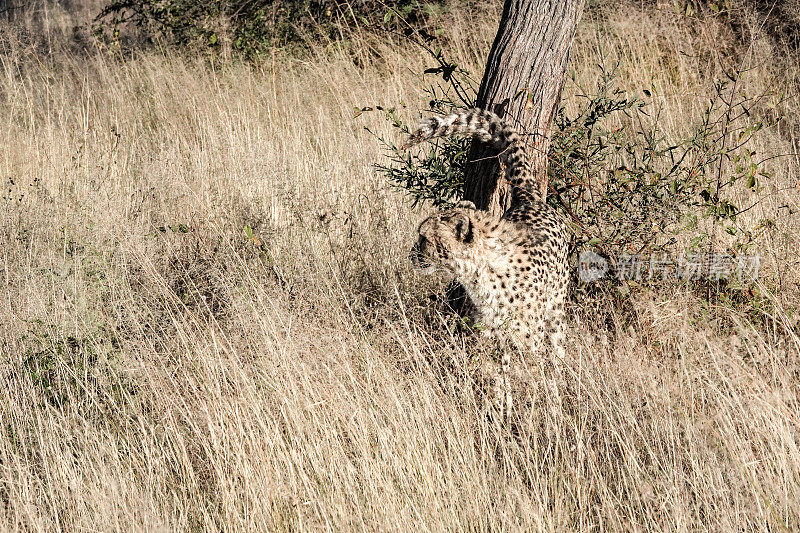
403;108;569;418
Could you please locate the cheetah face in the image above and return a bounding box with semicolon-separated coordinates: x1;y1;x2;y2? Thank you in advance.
410;208;476;275
409;233;438;274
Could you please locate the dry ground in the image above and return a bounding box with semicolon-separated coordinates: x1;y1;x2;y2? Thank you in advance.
1;1;799;530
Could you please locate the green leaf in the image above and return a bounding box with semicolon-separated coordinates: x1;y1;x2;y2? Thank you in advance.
689;234;707;249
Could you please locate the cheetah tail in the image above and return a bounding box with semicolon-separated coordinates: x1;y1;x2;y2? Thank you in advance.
401;108;531;190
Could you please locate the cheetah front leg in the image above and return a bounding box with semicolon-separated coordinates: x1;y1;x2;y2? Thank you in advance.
497;350;512;420
545;298;567;362
477;333;513;422
524;317;547;356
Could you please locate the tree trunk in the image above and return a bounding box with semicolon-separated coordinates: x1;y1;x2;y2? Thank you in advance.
464;0;585;215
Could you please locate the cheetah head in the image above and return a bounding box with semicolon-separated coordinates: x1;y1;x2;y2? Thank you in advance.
410;201;480;275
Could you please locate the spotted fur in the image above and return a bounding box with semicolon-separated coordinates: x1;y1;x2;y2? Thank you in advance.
402;108;536;206
406;108;569;419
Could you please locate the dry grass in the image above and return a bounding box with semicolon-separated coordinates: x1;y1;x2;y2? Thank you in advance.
1;1;799;530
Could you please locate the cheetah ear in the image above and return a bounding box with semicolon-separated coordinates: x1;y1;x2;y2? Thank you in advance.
454;214;474;243
456;200;476;210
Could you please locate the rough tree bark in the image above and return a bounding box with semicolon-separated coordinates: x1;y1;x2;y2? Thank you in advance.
464;0;585;215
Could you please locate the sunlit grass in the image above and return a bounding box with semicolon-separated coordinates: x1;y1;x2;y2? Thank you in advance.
0;1;799;530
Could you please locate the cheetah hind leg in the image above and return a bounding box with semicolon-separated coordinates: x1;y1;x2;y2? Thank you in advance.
545;298;567;362
543;299;568;395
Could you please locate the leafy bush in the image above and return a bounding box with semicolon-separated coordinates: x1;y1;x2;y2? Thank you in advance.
367;49;478;207
671;0;800;51
94;0;449;58
548;63;776;260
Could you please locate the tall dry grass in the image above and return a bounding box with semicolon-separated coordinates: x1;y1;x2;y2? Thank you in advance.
0;1;799;530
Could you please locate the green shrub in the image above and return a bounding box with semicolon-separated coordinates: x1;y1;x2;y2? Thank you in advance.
94;0;449;58
548;63;776;260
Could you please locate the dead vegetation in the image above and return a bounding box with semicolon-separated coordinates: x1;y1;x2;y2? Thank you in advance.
0;1;799;530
